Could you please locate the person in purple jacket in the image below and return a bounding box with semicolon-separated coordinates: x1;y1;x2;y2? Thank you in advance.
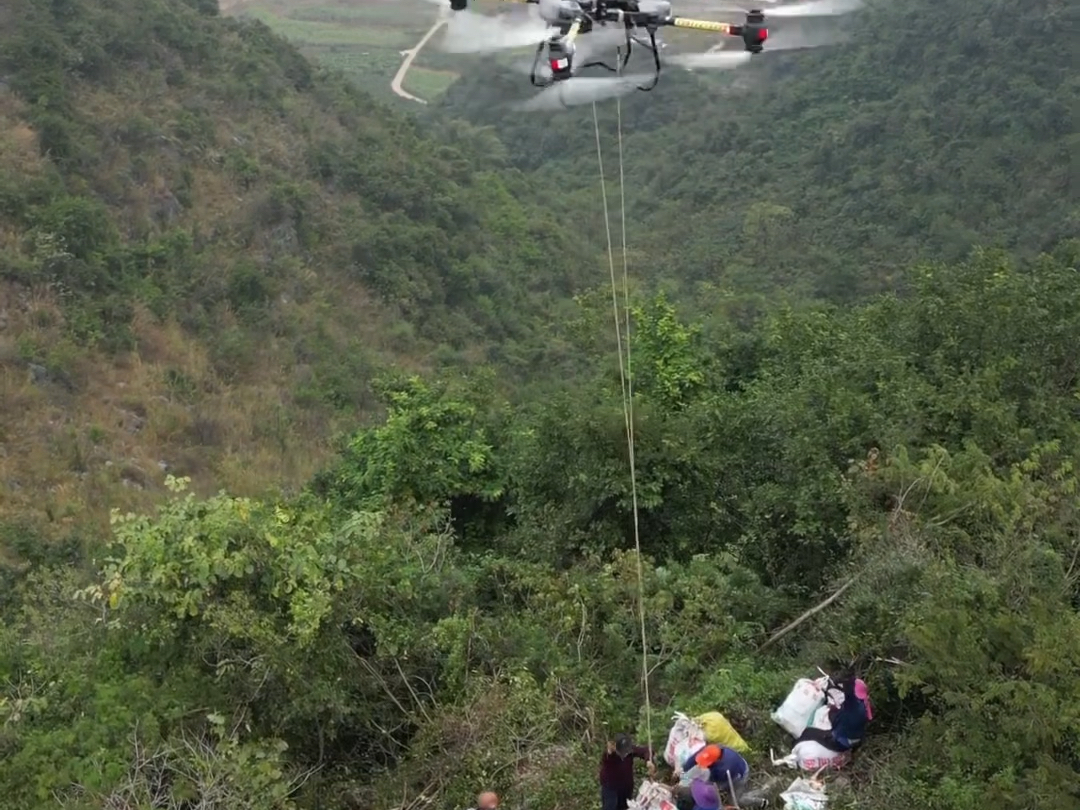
599;733;656;810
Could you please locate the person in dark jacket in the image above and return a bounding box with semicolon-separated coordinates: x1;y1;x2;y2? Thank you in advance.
600;733;656;810
682;743;749;792
682;744;751;807
797;677;870;752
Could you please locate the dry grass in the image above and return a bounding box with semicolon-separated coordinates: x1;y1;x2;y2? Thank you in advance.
0;283;350;539
0;93;50;254
0;94;46;171
0;26;458;545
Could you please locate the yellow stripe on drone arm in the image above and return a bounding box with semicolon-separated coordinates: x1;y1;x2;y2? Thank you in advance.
564;17;583;45
671;17;734;34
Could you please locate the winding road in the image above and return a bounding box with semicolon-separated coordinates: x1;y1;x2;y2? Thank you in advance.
221;0;447;105
391;12;449;104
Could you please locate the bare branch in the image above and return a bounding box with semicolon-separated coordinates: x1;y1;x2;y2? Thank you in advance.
1062;538;1080;592
352;649;417;724
576;600;587;664
393;656;434;723
758;577;858;651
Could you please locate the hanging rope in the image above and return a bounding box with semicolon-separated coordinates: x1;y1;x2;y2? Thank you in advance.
591;57;653;756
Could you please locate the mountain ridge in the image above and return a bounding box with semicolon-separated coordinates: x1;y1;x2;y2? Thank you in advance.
0;0;593;538
435;0;1077;301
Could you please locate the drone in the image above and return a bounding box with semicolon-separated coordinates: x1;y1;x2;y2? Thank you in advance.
444;0;764;91
437;0;861;100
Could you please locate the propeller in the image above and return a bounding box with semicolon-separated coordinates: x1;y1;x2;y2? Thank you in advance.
663;50;753;69
513;74;655;110
701;22;850;52
438;7;555;54
694;0;861;54
760;25;851;50
704;0;863;17
767;0;863;18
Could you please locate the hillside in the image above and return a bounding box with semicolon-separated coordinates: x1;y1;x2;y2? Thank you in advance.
3;243;1080;810
436;0;1078;301
2;1;1080;809
0;0;592;542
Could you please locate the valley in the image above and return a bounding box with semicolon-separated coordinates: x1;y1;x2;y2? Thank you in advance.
0;1;1077;809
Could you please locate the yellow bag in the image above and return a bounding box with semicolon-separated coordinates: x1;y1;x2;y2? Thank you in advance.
695;711;750;753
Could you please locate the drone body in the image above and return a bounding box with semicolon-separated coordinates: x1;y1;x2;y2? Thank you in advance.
461;0;768;90
439;0;859;104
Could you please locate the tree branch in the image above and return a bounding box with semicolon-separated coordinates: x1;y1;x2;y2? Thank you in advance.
758;577;858;651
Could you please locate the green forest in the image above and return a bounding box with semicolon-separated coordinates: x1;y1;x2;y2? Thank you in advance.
0;0;1078;808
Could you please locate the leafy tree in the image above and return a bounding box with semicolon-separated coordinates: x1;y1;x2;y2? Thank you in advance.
313;374;508;547
629;292;709;411
437;0;1077;306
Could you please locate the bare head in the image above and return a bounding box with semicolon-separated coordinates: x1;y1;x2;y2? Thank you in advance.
477;791;499;810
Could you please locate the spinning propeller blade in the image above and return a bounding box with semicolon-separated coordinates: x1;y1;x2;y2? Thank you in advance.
763;25;851;50
664;50;753;69
704;0;861;17
439;8;554;54
514;74;654;111
767;0;863;17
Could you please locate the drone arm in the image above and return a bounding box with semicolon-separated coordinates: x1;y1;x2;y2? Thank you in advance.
665;15;768;52
448;0;536;9
666;17;737;34
563;17;584;46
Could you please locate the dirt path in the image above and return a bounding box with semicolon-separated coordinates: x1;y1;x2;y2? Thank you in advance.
391;12;449;104
219;0;446;105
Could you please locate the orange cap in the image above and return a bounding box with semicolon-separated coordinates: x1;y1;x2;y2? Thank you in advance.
695;744;721;768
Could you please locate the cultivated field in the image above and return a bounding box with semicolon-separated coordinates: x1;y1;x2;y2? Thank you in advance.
223;0;466;103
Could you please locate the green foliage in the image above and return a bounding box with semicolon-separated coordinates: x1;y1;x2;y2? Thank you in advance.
6;243;1080;809
437;0;1078;304
805;438;1080;808
2;0;1080;806
0;0;594;378
97;475;350;643
630;292;708;411
317;373;506;512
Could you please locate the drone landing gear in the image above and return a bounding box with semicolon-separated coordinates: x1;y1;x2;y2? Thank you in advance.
594;24;663;92
528;21;663;93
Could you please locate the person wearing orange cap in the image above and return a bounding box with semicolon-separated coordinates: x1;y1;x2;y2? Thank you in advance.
681;744;751;807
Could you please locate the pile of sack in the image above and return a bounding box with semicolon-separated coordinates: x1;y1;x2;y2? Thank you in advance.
769;674;872;773
624;709;754;810
663;709;750;780
626;779;678;810
633;676;870;810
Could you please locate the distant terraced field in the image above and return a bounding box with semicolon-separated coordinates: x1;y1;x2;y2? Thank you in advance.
223;0;466;103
